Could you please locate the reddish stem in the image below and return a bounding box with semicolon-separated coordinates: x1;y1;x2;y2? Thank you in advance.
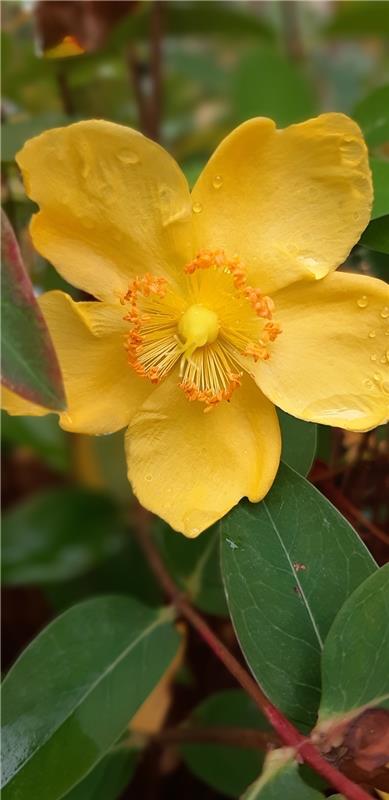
133;509;372;800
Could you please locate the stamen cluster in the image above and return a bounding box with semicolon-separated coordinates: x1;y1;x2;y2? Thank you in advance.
122;250;282;409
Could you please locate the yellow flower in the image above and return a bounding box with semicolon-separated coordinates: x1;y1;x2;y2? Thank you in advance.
3;115;389;537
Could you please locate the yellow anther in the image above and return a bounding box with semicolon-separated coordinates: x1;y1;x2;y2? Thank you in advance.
178;304;219;357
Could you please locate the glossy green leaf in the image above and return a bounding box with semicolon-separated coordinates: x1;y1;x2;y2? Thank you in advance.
233;47;316;127
325;1;389;37
2;487;126;585
360;216;389;255
181;690;268;797
63;747;137;800
2;596;179;800
242;751;323;800
221;464;376;728
1;211;66;410
353;85;389;148
278;410;317;476
318;564;389;725
1;412;70;473
161;522;227;616
371;157;389;220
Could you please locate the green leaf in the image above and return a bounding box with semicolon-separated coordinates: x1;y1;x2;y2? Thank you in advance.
242;750;324;799
2;596;179;800
278;410;316;476
318;564;389;726
353;85;389;149
360;216;389;255
1;411;70;473
2;487;126;585
233;47;316;127
325;1;389;37
160;522;227;616
220;463;376;728
1;211;66;410
110;0;272;48
63;747;137;800
371;157;389;219
181;690;268;797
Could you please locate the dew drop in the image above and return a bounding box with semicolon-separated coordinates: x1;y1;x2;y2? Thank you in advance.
364;379;373;389
385;329;389;336
370;354;377;362
380;306;389;319
373;372;381;381
117;150;139;165
380;355;387;364
145;473;153;482
368;330;376;339
212;175;223;190
357;295;368;308
192;201;203;214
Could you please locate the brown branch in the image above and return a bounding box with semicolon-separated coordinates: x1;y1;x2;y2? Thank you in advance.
152;725;277;751
148;0;163;142
133;507;372;800
126;44;150;135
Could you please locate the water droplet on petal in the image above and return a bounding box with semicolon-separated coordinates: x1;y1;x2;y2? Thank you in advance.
212;175;223;189
373;372;381;381
370;354;377;362
357;295;368;308
380;306;389;319
364;379;373;389
368;330;376;339
192;201;203;214
385;329;389;336
380;355;387;364
117;150;139;165
145;473;153;482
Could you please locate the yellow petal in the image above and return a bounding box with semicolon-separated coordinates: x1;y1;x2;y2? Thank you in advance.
192;114;372;294
126;374;281;537
16;121;194;301
2;291;152;434
254;272;389;431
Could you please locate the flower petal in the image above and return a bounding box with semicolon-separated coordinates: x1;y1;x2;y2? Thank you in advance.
2;291;152;434
254;272;389;431
126;374;280;537
16;120;194;301
192;114;372;294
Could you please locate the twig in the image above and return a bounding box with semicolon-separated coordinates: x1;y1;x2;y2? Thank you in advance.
56;69;75;116
279;0;305;63
149;0;164;142
126;44;150;135
133;507;372;800
152;725;276;751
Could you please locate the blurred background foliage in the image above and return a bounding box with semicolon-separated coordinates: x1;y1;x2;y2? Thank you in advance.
1;2;389;798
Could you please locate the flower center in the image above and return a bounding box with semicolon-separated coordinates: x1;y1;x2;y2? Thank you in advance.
122;250;281;410
178;304;219;358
